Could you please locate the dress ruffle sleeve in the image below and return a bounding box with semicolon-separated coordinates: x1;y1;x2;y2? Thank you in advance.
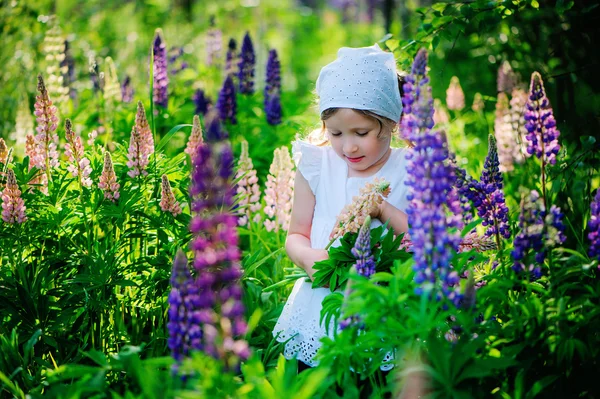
291;140;323;195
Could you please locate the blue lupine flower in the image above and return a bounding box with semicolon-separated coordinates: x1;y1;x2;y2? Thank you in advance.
265;94;282;126
193;88;212;115
237;32;256;95
264;49;282;125
216;75;237;124
588;189;600;262
400;48;433;141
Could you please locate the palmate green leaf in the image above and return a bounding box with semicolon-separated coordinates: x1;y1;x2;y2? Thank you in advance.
320;292;343;336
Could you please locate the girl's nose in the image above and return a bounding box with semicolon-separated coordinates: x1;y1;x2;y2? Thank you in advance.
343;140;358;154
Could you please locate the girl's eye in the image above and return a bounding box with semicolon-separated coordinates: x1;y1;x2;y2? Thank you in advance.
356;132;369;137
329;132;341;137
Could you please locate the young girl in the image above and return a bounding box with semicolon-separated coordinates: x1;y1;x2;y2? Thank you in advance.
273;44;410;369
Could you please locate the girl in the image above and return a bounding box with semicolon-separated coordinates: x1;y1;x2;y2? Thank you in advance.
273;44;410;370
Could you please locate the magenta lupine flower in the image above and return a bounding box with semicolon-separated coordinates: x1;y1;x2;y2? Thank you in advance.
98;151;120;202
524;72;560;166
511;190;566;280
445;76;465;111
216;75;237;124
403;49;462;306
188;110;249;368
152;29;169;109
34;75;60;181
235;139;261;226
160;175;182;216
237;32;256;95
225;38;237;76
587;189;600;262
135;101;155;158
1;169;27;224
64;119;92;188
185;115;204;163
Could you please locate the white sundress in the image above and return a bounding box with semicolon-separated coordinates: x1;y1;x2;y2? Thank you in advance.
273;140;410;369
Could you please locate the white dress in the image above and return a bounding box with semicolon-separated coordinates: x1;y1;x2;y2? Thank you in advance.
273;140;410;368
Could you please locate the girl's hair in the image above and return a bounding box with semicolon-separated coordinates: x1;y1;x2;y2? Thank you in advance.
307;72;410;146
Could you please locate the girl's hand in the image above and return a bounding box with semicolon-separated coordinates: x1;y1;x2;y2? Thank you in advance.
369;200;385;221
306;249;329;281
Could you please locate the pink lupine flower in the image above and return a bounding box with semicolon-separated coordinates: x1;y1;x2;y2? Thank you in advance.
235;139;261;226
0;139;8;165
126;126;149;178
98;151;120;201
87;129;98;146
433;98;450;126
24;134;47;194
508;88;531;163
135;101;154;158
160;174;182;216
64;119;92;188
446;76;465;111
471;92;485;112
34;75;60;180
263;147;295;232
494;92;514;172
458;231;497;253
1;169;27;224
185;115;204;161
328;177;391;249
497;61;517;94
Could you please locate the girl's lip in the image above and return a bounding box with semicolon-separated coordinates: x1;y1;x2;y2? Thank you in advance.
346;156;364;163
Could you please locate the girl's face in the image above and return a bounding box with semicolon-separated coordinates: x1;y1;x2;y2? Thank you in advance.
324;108;392;177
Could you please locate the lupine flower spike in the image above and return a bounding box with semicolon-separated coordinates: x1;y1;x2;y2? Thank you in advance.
472;93;485;112
135;101;155;158
237;32;256;95
235;139;261;226
188;110;249;369
446;76;465;111
264;147;295;233
64;119;93;188
152;29;169;109
42;21;69;106
1;169;27;224
264;49;282;125
433;98;450;126
193;89;212;116
185;115;204;163
126;126;147;178
98;151;120;202
225;38;237;76
205;16;222;67
121;75;134;103
10;98;34;156
34;74;60;186
160;175;182;216
216;75;237;125
103;57;121;104
588;189;600;263
400;48;433;141
328;178;390;249
497;61;517;94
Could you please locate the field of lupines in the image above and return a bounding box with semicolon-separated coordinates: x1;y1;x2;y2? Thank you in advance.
1;0;599;398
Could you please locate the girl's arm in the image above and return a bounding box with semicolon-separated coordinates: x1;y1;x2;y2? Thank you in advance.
376;200;409;235
285;171;329;280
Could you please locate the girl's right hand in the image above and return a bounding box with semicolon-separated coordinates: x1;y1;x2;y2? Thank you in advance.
306;248;329;281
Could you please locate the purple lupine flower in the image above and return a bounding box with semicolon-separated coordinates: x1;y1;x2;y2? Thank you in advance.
588;189;600;262
152;29;169;109
121;75;134;103
188;110;249;368
225;38;237;76
400;48;433;141
237;32;256;95
452;163;475;225
524;72;560;166
205;16;222;67
511;190;566;280
403;49;462;307
265;94;282;126
365;0;381;22
60;40;76;100
193;89;212;115
216;75;237;124
168;46;188;74
264;49;282;125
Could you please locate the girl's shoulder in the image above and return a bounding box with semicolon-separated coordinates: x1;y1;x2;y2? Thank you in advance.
292;140;331;194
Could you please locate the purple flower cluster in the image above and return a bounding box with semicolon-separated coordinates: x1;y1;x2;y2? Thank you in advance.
216;75;237;124
225;38;237;77
187;110;248;367
452;163;475;225
152;29;169;109
511;190;566;280
169;47;189;75
403;49;462;306
121;75;134;103
400;48;434;141
237;32;256;95
264;49;282;125
589;189;600;262
193;88;212;116
524;72;560;166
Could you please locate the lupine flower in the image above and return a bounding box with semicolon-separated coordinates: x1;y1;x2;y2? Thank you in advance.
329;178;390;248
403;49;462;306
264;49;281;106
216;75;237;124
508;88;530;162
264;147;295;233
265;94;282;126
87;129;98;147
225;38;237;76
121;75;134;103
237;32;256;95
60;40;76;100
10;98;34;157
452;162;475;225
497;61;517;94
400;48;433;141
64;119;93;188
433;98;450;126
446;76;465;111
235;139;261;226
524;72;560;166
98;151;120;201
1;169;27;224
0;139;8;165
458;231;497;253
152;29;169;109
365;0;381;22
205;16;222;67
160;175;182;216
103;56;121;104
42;22;69;107
193;89;212;116
188;110;249;369
471;92;485;112
89;55;102;93
185;115;204;162
34;74;60;184
168;46;188;74
330;0;357;23
511;190;566;280
25;134;47;193
135;101;155;158
494;92;515;172
588;189;600;262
